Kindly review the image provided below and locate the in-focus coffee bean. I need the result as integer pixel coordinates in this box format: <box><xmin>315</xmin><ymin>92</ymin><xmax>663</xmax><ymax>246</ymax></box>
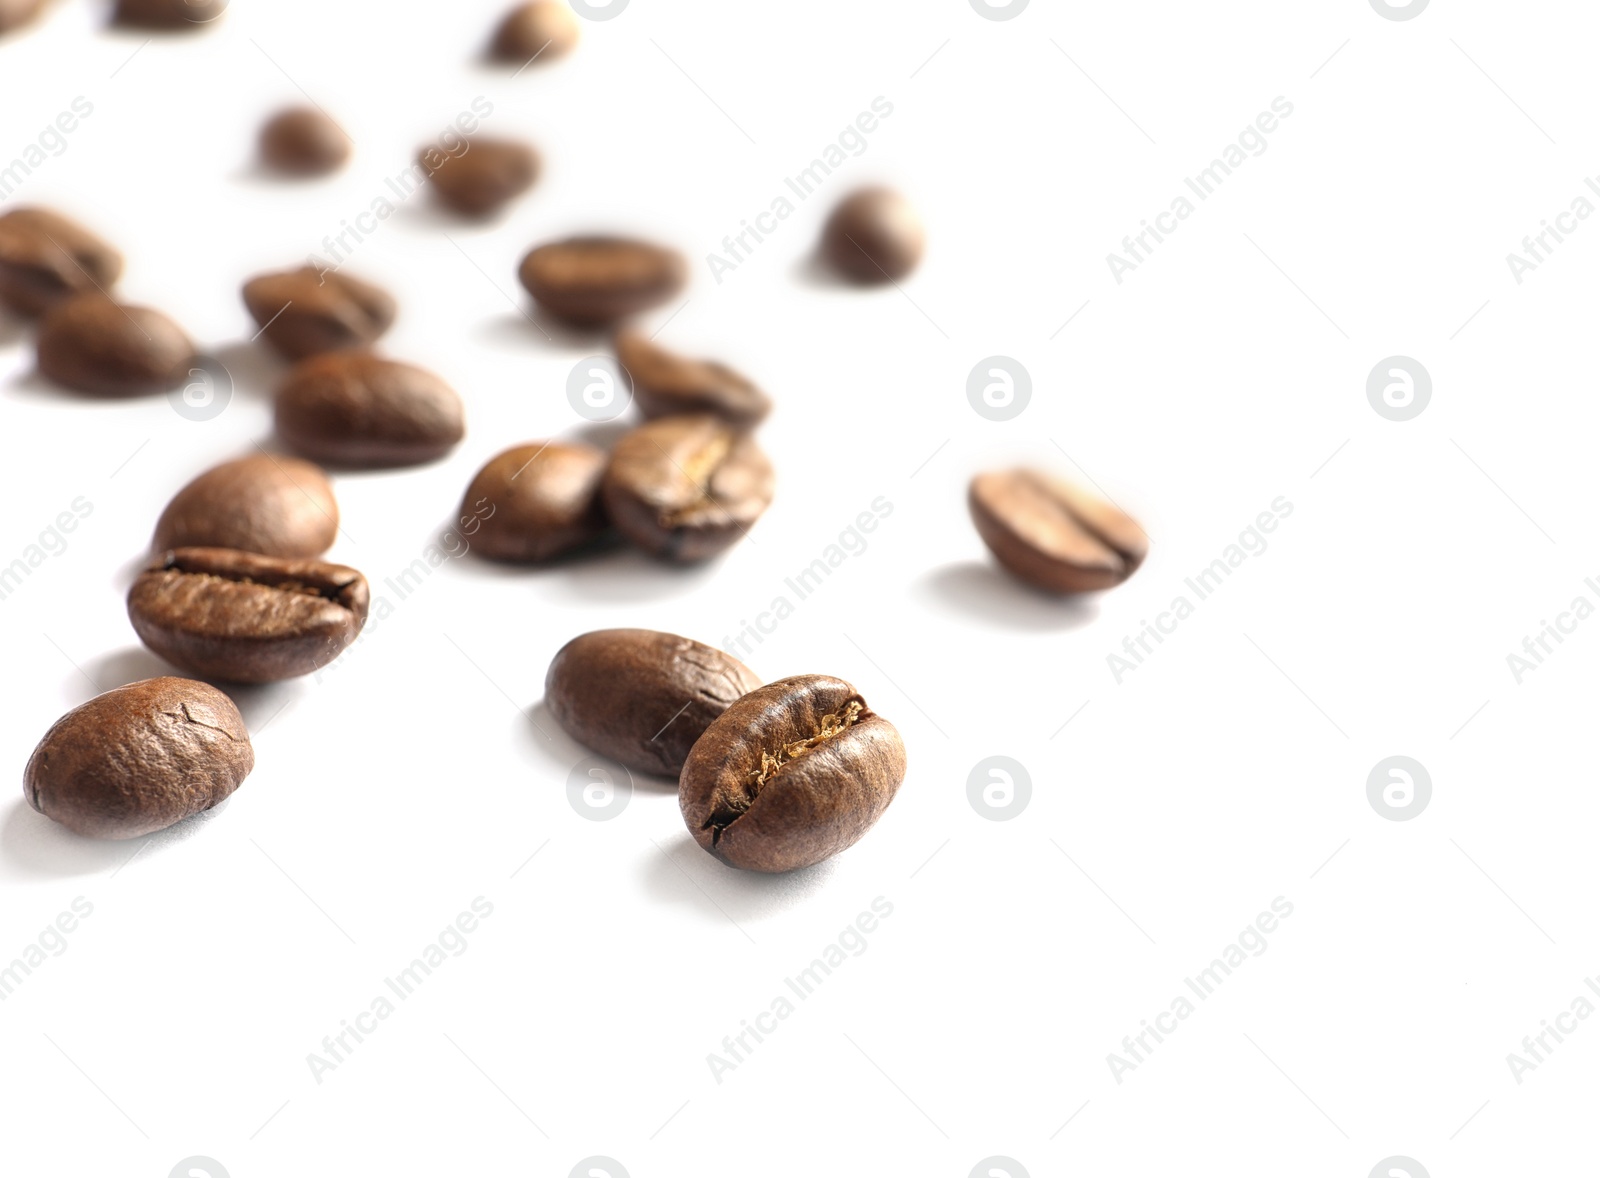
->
<box><xmin>518</xmin><ymin>236</ymin><xmax>687</xmax><ymax>327</ymax></box>
<box><xmin>969</xmin><ymin>468</ymin><xmax>1148</xmax><ymax>593</ymax></box>
<box><xmin>680</xmin><ymin>674</ymin><xmax>906</xmax><ymax>872</ymax></box>
<box><xmin>423</xmin><ymin>137</ymin><xmax>539</xmax><ymax>217</ymax></box>
<box><xmin>614</xmin><ymin>329</ymin><xmax>770</xmax><ymax>427</ymax></box>
<box><xmin>546</xmin><ymin>629</ymin><xmax>764</xmax><ymax>778</ymax></box>
<box><xmin>153</xmin><ymin>454</ymin><xmax>339</xmax><ymax>558</ymax></box>
<box><xmin>129</xmin><ymin>548</ymin><xmax>369</xmax><ymax>683</ymax></box>
<box><xmin>260</xmin><ymin>106</ymin><xmax>350</xmax><ymax>176</ymax></box>
<box><xmin>25</xmin><ymin>677</ymin><xmax>253</xmax><ymax>839</ymax></box>
<box><xmin>36</xmin><ymin>293</ymin><xmax>194</xmax><ymax>396</ymax></box>
<box><xmin>821</xmin><ymin>187</ymin><xmax>924</xmax><ymax>284</ymax></box>
<box><xmin>0</xmin><ymin>207</ymin><xmax>123</xmax><ymax>316</ymax></box>
<box><xmin>602</xmin><ymin>414</ymin><xmax>774</xmax><ymax>561</ymax></box>
<box><xmin>275</xmin><ymin>351</ymin><xmax>464</xmax><ymax>467</ymax></box>
<box><xmin>488</xmin><ymin>0</ymin><xmax>578</xmax><ymax>63</ymax></box>
<box><xmin>112</xmin><ymin>0</ymin><xmax>224</xmax><ymax>27</ymax></box>
<box><xmin>460</xmin><ymin>441</ymin><xmax>607</xmax><ymax>561</ymax></box>
<box><xmin>242</xmin><ymin>266</ymin><xmax>396</xmax><ymax>361</ymax></box>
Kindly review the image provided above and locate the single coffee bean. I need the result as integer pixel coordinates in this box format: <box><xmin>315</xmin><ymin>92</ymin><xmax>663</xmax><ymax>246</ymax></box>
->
<box><xmin>0</xmin><ymin>0</ymin><xmax>51</xmax><ymax>36</ymax></box>
<box><xmin>423</xmin><ymin>137</ymin><xmax>539</xmax><ymax>218</ymax></box>
<box><xmin>24</xmin><ymin>677</ymin><xmax>253</xmax><ymax>839</ymax></box>
<box><xmin>36</xmin><ymin>293</ymin><xmax>194</xmax><ymax>396</ymax></box>
<box><xmin>0</xmin><ymin>207</ymin><xmax>121</xmax><ymax>316</ymax></box>
<box><xmin>242</xmin><ymin>266</ymin><xmax>396</xmax><ymax>361</ymax></box>
<box><xmin>614</xmin><ymin>329</ymin><xmax>770</xmax><ymax>427</ymax></box>
<box><xmin>546</xmin><ymin>629</ymin><xmax>764</xmax><ymax>778</ymax></box>
<box><xmin>153</xmin><ymin>454</ymin><xmax>339</xmax><ymax>558</ymax></box>
<box><xmin>821</xmin><ymin>187</ymin><xmax>924</xmax><ymax>284</ymax></box>
<box><xmin>488</xmin><ymin>0</ymin><xmax>578</xmax><ymax>63</ymax></box>
<box><xmin>969</xmin><ymin>468</ymin><xmax>1148</xmax><ymax>593</ymax></box>
<box><xmin>680</xmin><ymin>675</ymin><xmax>906</xmax><ymax>873</ymax></box>
<box><xmin>129</xmin><ymin>548</ymin><xmax>369</xmax><ymax>683</ymax></box>
<box><xmin>518</xmin><ymin>236</ymin><xmax>688</xmax><ymax>328</ymax></box>
<box><xmin>602</xmin><ymin>414</ymin><xmax>774</xmax><ymax>562</ymax></box>
<box><xmin>112</xmin><ymin>0</ymin><xmax>224</xmax><ymax>27</ymax></box>
<box><xmin>460</xmin><ymin>441</ymin><xmax>607</xmax><ymax>562</ymax></box>
<box><xmin>260</xmin><ymin>106</ymin><xmax>350</xmax><ymax>176</ymax></box>
<box><xmin>275</xmin><ymin>352</ymin><xmax>464</xmax><ymax>467</ymax></box>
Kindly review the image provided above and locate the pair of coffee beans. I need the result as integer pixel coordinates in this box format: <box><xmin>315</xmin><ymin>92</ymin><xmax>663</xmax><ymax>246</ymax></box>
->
<box><xmin>970</xmin><ymin>468</ymin><xmax>1148</xmax><ymax>593</ymax></box>
<box><xmin>546</xmin><ymin>629</ymin><xmax>907</xmax><ymax>873</ymax></box>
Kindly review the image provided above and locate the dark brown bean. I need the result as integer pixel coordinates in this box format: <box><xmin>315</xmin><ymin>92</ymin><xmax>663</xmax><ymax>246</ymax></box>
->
<box><xmin>518</xmin><ymin>236</ymin><xmax>687</xmax><ymax>328</ymax></box>
<box><xmin>259</xmin><ymin>106</ymin><xmax>350</xmax><ymax>176</ymax></box>
<box><xmin>275</xmin><ymin>352</ymin><xmax>464</xmax><ymax>468</ymax></box>
<box><xmin>821</xmin><ymin>187</ymin><xmax>925</xmax><ymax>284</ymax></box>
<box><xmin>680</xmin><ymin>675</ymin><xmax>906</xmax><ymax>873</ymax></box>
<box><xmin>460</xmin><ymin>442</ymin><xmax>607</xmax><ymax>562</ymax></box>
<box><xmin>0</xmin><ymin>207</ymin><xmax>123</xmax><ymax>316</ymax></box>
<box><xmin>24</xmin><ymin>677</ymin><xmax>254</xmax><ymax>839</ymax></box>
<box><xmin>423</xmin><ymin>137</ymin><xmax>539</xmax><ymax>217</ymax></box>
<box><xmin>153</xmin><ymin>454</ymin><xmax>339</xmax><ymax>558</ymax></box>
<box><xmin>0</xmin><ymin>0</ymin><xmax>51</xmax><ymax>36</ymax></box>
<box><xmin>969</xmin><ymin>468</ymin><xmax>1147</xmax><ymax>593</ymax></box>
<box><xmin>614</xmin><ymin>329</ymin><xmax>770</xmax><ymax>427</ymax></box>
<box><xmin>488</xmin><ymin>0</ymin><xmax>578</xmax><ymax>63</ymax></box>
<box><xmin>36</xmin><ymin>293</ymin><xmax>194</xmax><ymax>396</ymax></box>
<box><xmin>242</xmin><ymin>266</ymin><xmax>396</xmax><ymax>361</ymax></box>
<box><xmin>546</xmin><ymin>629</ymin><xmax>764</xmax><ymax>778</ymax></box>
<box><xmin>128</xmin><ymin>548</ymin><xmax>369</xmax><ymax>683</ymax></box>
<box><xmin>112</xmin><ymin>0</ymin><xmax>225</xmax><ymax>27</ymax></box>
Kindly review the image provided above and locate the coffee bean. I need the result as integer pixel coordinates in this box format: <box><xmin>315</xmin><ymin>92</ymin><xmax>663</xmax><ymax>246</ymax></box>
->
<box><xmin>969</xmin><ymin>468</ymin><xmax>1148</xmax><ymax>593</ymax></box>
<box><xmin>275</xmin><ymin>352</ymin><xmax>465</xmax><ymax>467</ymax></box>
<box><xmin>129</xmin><ymin>548</ymin><xmax>369</xmax><ymax>683</ymax></box>
<box><xmin>546</xmin><ymin>629</ymin><xmax>764</xmax><ymax>778</ymax></box>
<box><xmin>460</xmin><ymin>441</ymin><xmax>607</xmax><ymax>561</ymax></box>
<box><xmin>821</xmin><ymin>187</ymin><xmax>924</xmax><ymax>284</ymax></box>
<box><xmin>153</xmin><ymin>454</ymin><xmax>338</xmax><ymax>558</ymax></box>
<box><xmin>243</xmin><ymin>266</ymin><xmax>396</xmax><ymax>361</ymax></box>
<box><xmin>36</xmin><ymin>293</ymin><xmax>194</xmax><ymax>396</ymax></box>
<box><xmin>0</xmin><ymin>207</ymin><xmax>122</xmax><ymax>316</ymax></box>
<box><xmin>260</xmin><ymin>106</ymin><xmax>350</xmax><ymax>176</ymax></box>
<box><xmin>0</xmin><ymin>0</ymin><xmax>50</xmax><ymax>36</ymax></box>
<box><xmin>518</xmin><ymin>236</ymin><xmax>687</xmax><ymax>327</ymax></box>
<box><xmin>24</xmin><ymin>677</ymin><xmax>253</xmax><ymax>839</ymax></box>
<box><xmin>602</xmin><ymin>414</ymin><xmax>774</xmax><ymax>561</ymax></box>
<box><xmin>679</xmin><ymin>674</ymin><xmax>906</xmax><ymax>872</ymax></box>
<box><xmin>614</xmin><ymin>329</ymin><xmax>770</xmax><ymax>427</ymax></box>
<box><xmin>423</xmin><ymin>137</ymin><xmax>539</xmax><ymax>218</ymax></box>
<box><xmin>488</xmin><ymin>0</ymin><xmax>578</xmax><ymax>64</ymax></box>
<box><xmin>112</xmin><ymin>0</ymin><xmax>224</xmax><ymax>27</ymax></box>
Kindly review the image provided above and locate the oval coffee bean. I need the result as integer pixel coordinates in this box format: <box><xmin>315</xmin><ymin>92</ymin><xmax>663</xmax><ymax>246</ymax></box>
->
<box><xmin>24</xmin><ymin>677</ymin><xmax>253</xmax><ymax>839</ymax></box>
<box><xmin>260</xmin><ymin>106</ymin><xmax>350</xmax><ymax>176</ymax></box>
<box><xmin>614</xmin><ymin>329</ymin><xmax>770</xmax><ymax>427</ymax></box>
<box><xmin>424</xmin><ymin>137</ymin><xmax>539</xmax><ymax>217</ymax></box>
<box><xmin>153</xmin><ymin>454</ymin><xmax>338</xmax><ymax>558</ymax></box>
<box><xmin>546</xmin><ymin>629</ymin><xmax>764</xmax><ymax>778</ymax></box>
<box><xmin>242</xmin><ymin>266</ymin><xmax>396</xmax><ymax>361</ymax></box>
<box><xmin>275</xmin><ymin>352</ymin><xmax>464</xmax><ymax>467</ymax></box>
<box><xmin>488</xmin><ymin>0</ymin><xmax>578</xmax><ymax>64</ymax></box>
<box><xmin>112</xmin><ymin>0</ymin><xmax>224</xmax><ymax>27</ymax></box>
<box><xmin>821</xmin><ymin>186</ymin><xmax>924</xmax><ymax>284</ymax></box>
<box><xmin>36</xmin><ymin>293</ymin><xmax>194</xmax><ymax>396</ymax></box>
<box><xmin>0</xmin><ymin>206</ymin><xmax>123</xmax><ymax>316</ymax></box>
<box><xmin>129</xmin><ymin>548</ymin><xmax>369</xmax><ymax>683</ymax></box>
<box><xmin>518</xmin><ymin>236</ymin><xmax>687</xmax><ymax>328</ymax></box>
<box><xmin>460</xmin><ymin>441</ymin><xmax>607</xmax><ymax>562</ymax></box>
<box><xmin>602</xmin><ymin>415</ymin><xmax>774</xmax><ymax>562</ymax></box>
<box><xmin>969</xmin><ymin>468</ymin><xmax>1148</xmax><ymax>593</ymax></box>
<box><xmin>680</xmin><ymin>675</ymin><xmax>906</xmax><ymax>873</ymax></box>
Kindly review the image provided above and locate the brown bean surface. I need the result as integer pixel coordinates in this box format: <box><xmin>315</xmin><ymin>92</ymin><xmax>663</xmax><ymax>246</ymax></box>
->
<box><xmin>275</xmin><ymin>351</ymin><xmax>464</xmax><ymax>467</ymax></box>
<box><xmin>518</xmin><ymin>236</ymin><xmax>687</xmax><ymax>327</ymax></box>
<box><xmin>153</xmin><ymin>454</ymin><xmax>339</xmax><ymax>557</ymax></box>
<box><xmin>0</xmin><ymin>206</ymin><xmax>122</xmax><ymax>316</ymax></box>
<box><xmin>36</xmin><ymin>293</ymin><xmax>193</xmax><ymax>396</ymax></box>
<box><xmin>615</xmin><ymin>329</ymin><xmax>770</xmax><ymax>427</ymax></box>
<box><xmin>969</xmin><ymin>468</ymin><xmax>1147</xmax><ymax>593</ymax></box>
<box><xmin>242</xmin><ymin>267</ymin><xmax>396</xmax><ymax>361</ymax></box>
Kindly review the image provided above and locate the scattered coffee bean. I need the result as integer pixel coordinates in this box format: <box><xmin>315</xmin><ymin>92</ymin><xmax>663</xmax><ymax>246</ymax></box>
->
<box><xmin>680</xmin><ymin>674</ymin><xmax>906</xmax><ymax>873</ymax></box>
<box><xmin>602</xmin><ymin>414</ymin><xmax>774</xmax><ymax>561</ymax></box>
<box><xmin>460</xmin><ymin>441</ymin><xmax>607</xmax><ymax>561</ymax></box>
<box><xmin>546</xmin><ymin>629</ymin><xmax>764</xmax><ymax>778</ymax></box>
<box><xmin>242</xmin><ymin>266</ymin><xmax>396</xmax><ymax>361</ymax></box>
<box><xmin>129</xmin><ymin>548</ymin><xmax>369</xmax><ymax>683</ymax></box>
<box><xmin>821</xmin><ymin>187</ymin><xmax>924</xmax><ymax>283</ymax></box>
<box><xmin>614</xmin><ymin>329</ymin><xmax>770</xmax><ymax>427</ymax></box>
<box><xmin>969</xmin><ymin>468</ymin><xmax>1147</xmax><ymax>593</ymax></box>
<box><xmin>488</xmin><ymin>0</ymin><xmax>578</xmax><ymax>64</ymax></box>
<box><xmin>275</xmin><ymin>352</ymin><xmax>464</xmax><ymax>467</ymax></box>
<box><xmin>259</xmin><ymin>106</ymin><xmax>350</xmax><ymax>176</ymax></box>
<box><xmin>112</xmin><ymin>0</ymin><xmax>224</xmax><ymax>27</ymax></box>
<box><xmin>153</xmin><ymin>454</ymin><xmax>338</xmax><ymax>558</ymax></box>
<box><xmin>0</xmin><ymin>207</ymin><xmax>123</xmax><ymax>317</ymax></box>
<box><xmin>423</xmin><ymin>136</ymin><xmax>539</xmax><ymax>217</ymax></box>
<box><xmin>0</xmin><ymin>0</ymin><xmax>50</xmax><ymax>36</ymax></box>
<box><xmin>36</xmin><ymin>293</ymin><xmax>194</xmax><ymax>396</ymax></box>
<box><xmin>518</xmin><ymin>236</ymin><xmax>688</xmax><ymax>327</ymax></box>
<box><xmin>24</xmin><ymin>677</ymin><xmax>254</xmax><ymax>839</ymax></box>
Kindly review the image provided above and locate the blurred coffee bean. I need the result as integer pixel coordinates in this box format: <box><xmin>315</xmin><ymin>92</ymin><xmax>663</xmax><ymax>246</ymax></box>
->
<box><xmin>243</xmin><ymin>266</ymin><xmax>396</xmax><ymax>361</ymax></box>
<box><xmin>969</xmin><ymin>468</ymin><xmax>1147</xmax><ymax>593</ymax></box>
<box><xmin>36</xmin><ymin>293</ymin><xmax>193</xmax><ymax>396</ymax></box>
<box><xmin>0</xmin><ymin>207</ymin><xmax>123</xmax><ymax>317</ymax></box>
<box><xmin>259</xmin><ymin>106</ymin><xmax>349</xmax><ymax>177</ymax></box>
<box><xmin>424</xmin><ymin>137</ymin><xmax>539</xmax><ymax>217</ymax></box>
<box><xmin>0</xmin><ymin>0</ymin><xmax>50</xmax><ymax>36</ymax></box>
<box><xmin>154</xmin><ymin>454</ymin><xmax>339</xmax><ymax>558</ymax></box>
<box><xmin>614</xmin><ymin>329</ymin><xmax>770</xmax><ymax>427</ymax></box>
<box><xmin>518</xmin><ymin>236</ymin><xmax>687</xmax><ymax>328</ymax></box>
<box><xmin>275</xmin><ymin>352</ymin><xmax>464</xmax><ymax>467</ymax></box>
<box><xmin>821</xmin><ymin>187</ymin><xmax>924</xmax><ymax>283</ymax></box>
<box><xmin>112</xmin><ymin>0</ymin><xmax>225</xmax><ymax>28</ymax></box>
<box><xmin>460</xmin><ymin>441</ymin><xmax>608</xmax><ymax>561</ymax></box>
<box><xmin>488</xmin><ymin>0</ymin><xmax>578</xmax><ymax>63</ymax></box>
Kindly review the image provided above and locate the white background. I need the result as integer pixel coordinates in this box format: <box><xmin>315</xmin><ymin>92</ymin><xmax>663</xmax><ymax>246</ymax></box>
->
<box><xmin>1</xmin><ymin>0</ymin><xmax>1596</xmax><ymax>1175</ymax></box>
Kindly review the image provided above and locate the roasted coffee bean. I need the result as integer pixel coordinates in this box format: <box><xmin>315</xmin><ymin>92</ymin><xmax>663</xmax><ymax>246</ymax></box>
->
<box><xmin>36</xmin><ymin>293</ymin><xmax>194</xmax><ymax>396</ymax></box>
<box><xmin>260</xmin><ymin>106</ymin><xmax>350</xmax><ymax>176</ymax></box>
<box><xmin>0</xmin><ymin>0</ymin><xmax>51</xmax><ymax>36</ymax></box>
<box><xmin>112</xmin><ymin>0</ymin><xmax>225</xmax><ymax>27</ymax></box>
<box><xmin>969</xmin><ymin>468</ymin><xmax>1147</xmax><ymax>593</ymax></box>
<box><xmin>242</xmin><ymin>266</ymin><xmax>396</xmax><ymax>361</ymax></box>
<box><xmin>424</xmin><ymin>137</ymin><xmax>539</xmax><ymax>217</ymax></box>
<box><xmin>460</xmin><ymin>442</ymin><xmax>607</xmax><ymax>562</ymax></box>
<box><xmin>821</xmin><ymin>187</ymin><xmax>924</xmax><ymax>284</ymax></box>
<box><xmin>275</xmin><ymin>352</ymin><xmax>464</xmax><ymax>467</ymax></box>
<box><xmin>153</xmin><ymin>454</ymin><xmax>339</xmax><ymax>558</ymax></box>
<box><xmin>24</xmin><ymin>677</ymin><xmax>253</xmax><ymax>839</ymax></box>
<box><xmin>602</xmin><ymin>415</ymin><xmax>773</xmax><ymax>562</ymax></box>
<box><xmin>129</xmin><ymin>548</ymin><xmax>369</xmax><ymax>683</ymax></box>
<box><xmin>614</xmin><ymin>329</ymin><xmax>770</xmax><ymax>427</ymax></box>
<box><xmin>546</xmin><ymin>629</ymin><xmax>764</xmax><ymax>778</ymax></box>
<box><xmin>680</xmin><ymin>675</ymin><xmax>906</xmax><ymax>873</ymax></box>
<box><xmin>518</xmin><ymin>236</ymin><xmax>687</xmax><ymax>328</ymax></box>
<box><xmin>488</xmin><ymin>0</ymin><xmax>578</xmax><ymax>63</ymax></box>
<box><xmin>0</xmin><ymin>207</ymin><xmax>122</xmax><ymax>316</ymax></box>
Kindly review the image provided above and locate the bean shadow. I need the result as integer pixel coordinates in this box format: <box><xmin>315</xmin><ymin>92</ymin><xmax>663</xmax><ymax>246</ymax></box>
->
<box><xmin>0</xmin><ymin>312</ymin><xmax>30</xmax><ymax>348</ymax></box>
<box><xmin>640</xmin><ymin>830</ymin><xmax>840</xmax><ymax>925</ymax></box>
<box><xmin>791</xmin><ymin>249</ymin><xmax>863</xmax><ymax>291</ymax></box>
<box><xmin>0</xmin><ymin>794</ymin><xmax>234</xmax><ymax>881</ymax></box>
<box><xmin>548</xmin><ymin>546</ymin><xmax>717</xmax><ymax>603</ymax></box>
<box><xmin>917</xmin><ymin>560</ymin><xmax>1101</xmax><ymax>632</ymax></box>
<box><xmin>84</xmin><ymin>646</ymin><xmax>174</xmax><ymax>696</ymax></box>
<box><xmin>210</xmin><ymin>340</ymin><xmax>285</xmax><ymax>403</ymax></box>
<box><xmin>479</xmin><ymin>310</ymin><xmax>610</xmax><ymax>354</ymax></box>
